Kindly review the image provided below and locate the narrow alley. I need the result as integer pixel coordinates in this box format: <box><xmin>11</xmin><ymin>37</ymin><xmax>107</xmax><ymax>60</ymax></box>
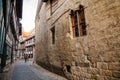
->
<box><xmin>11</xmin><ymin>60</ymin><xmax>67</xmax><ymax>80</ymax></box>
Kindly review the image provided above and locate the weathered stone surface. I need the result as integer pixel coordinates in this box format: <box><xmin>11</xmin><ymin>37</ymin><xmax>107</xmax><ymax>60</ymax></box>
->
<box><xmin>112</xmin><ymin>71</ymin><xmax>120</xmax><ymax>78</ymax></box>
<box><xmin>97</xmin><ymin>62</ymin><xmax>108</xmax><ymax>70</ymax></box>
<box><xmin>88</xmin><ymin>68</ymin><xmax>99</xmax><ymax>75</ymax></box>
<box><xmin>108</xmin><ymin>62</ymin><xmax>120</xmax><ymax>70</ymax></box>
<box><xmin>99</xmin><ymin>69</ymin><xmax>112</xmax><ymax>76</ymax></box>
<box><xmin>35</xmin><ymin>0</ymin><xmax>120</xmax><ymax>80</ymax></box>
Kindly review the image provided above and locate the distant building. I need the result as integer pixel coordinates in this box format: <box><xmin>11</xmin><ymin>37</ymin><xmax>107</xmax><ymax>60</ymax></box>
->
<box><xmin>25</xmin><ymin>29</ymin><xmax>35</xmax><ymax>58</ymax></box>
<box><xmin>18</xmin><ymin>37</ymin><xmax>25</xmax><ymax>59</ymax></box>
<box><xmin>18</xmin><ymin>29</ymin><xmax>35</xmax><ymax>59</ymax></box>
<box><xmin>35</xmin><ymin>0</ymin><xmax>120</xmax><ymax>80</ymax></box>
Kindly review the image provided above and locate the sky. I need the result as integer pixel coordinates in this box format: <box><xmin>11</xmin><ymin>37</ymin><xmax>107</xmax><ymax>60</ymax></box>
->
<box><xmin>21</xmin><ymin>0</ymin><xmax>38</xmax><ymax>32</ymax></box>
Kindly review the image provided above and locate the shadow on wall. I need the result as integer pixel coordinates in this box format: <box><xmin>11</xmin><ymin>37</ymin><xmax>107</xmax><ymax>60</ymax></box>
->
<box><xmin>36</xmin><ymin>61</ymin><xmax>68</xmax><ymax>78</ymax></box>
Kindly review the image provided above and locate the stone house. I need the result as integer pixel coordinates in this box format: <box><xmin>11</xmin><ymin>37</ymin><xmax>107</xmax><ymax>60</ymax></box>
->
<box><xmin>35</xmin><ymin>0</ymin><xmax>120</xmax><ymax>80</ymax></box>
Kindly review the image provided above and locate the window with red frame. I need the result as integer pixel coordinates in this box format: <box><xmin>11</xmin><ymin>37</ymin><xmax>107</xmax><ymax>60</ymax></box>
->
<box><xmin>70</xmin><ymin>5</ymin><xmax>86</xmax><ymax>37</ymax></box>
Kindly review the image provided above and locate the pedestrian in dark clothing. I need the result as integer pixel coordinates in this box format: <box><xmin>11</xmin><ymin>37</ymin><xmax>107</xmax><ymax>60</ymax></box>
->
<box><xmin>24</xmin><ymin>54</ymin><xmax>27</xmax><ymax>62</ymax></box>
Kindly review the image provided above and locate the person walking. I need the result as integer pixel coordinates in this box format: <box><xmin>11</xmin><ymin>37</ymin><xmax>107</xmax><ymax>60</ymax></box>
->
<box><xmin>24</xmin><ymin>54</ymin><xmax>27</xmax><ymax>62</ymax></box>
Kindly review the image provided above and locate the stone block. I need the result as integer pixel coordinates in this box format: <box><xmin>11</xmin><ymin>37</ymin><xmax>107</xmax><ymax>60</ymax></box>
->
<box><xmin>88</xmin><ymin>68</ymin><xmax>99</xmax><ymax>75</ymax></box>
<box><xmin>75</xmin><ymin>62</ymin><xmax>90</xmax><ymax>67</ymax></box>
<box><xmin>79</xmin><ymin>67</ymin><xmax>87</xmax><ymax>73</ymax></box>
<box><xmin>97</xmin><ymin>62</ymin><xmax>108</xmax><ymax>70</ymax></box>
<box><xmin>96</xmin><ymin>75</ymin><xmax>105</xmax><ymax>80</ymax></box>
<box><xmin>112</xmin><ymin>71</ymin><xmax>120</xmax><ymax>78</ymax></box>
<box><xmin>91</xmin><ymin>75</ymin><xmax>98</xmax><ymax>80</ymax></box>
<box><xmin>99</xmin><ymin>69</ymin><xmax>112</xmax><ymax>76</ymax></box>
<box><xmin>108</xmin><ymin>62</ymin><xmax>120</xmax><ymax>70</ymax></box>
<box><xmin>111</xmin><ymin>77</ymin><xmax>120</xmax><ymax>80</ymax></box>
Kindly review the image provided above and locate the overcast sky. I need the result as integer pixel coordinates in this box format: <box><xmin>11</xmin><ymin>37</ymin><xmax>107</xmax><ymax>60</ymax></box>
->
<box><xmin>21</xmin><ymin>0</ymin><xmax>38</xmax><ymax>32</ymax></box>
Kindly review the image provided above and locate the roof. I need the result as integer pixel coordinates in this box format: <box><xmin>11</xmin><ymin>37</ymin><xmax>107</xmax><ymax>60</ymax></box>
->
<box><xmin>25</xmin><ymin>28</ymin><xmax>35</xmax><ymax>41</ymax></box>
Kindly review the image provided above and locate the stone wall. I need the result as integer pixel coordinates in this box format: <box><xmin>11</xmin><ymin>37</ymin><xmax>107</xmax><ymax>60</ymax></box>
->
<box><xmin>35</xmin><ymin>0</ymin><xmax>120</xmax><ymax>80</ymax></box>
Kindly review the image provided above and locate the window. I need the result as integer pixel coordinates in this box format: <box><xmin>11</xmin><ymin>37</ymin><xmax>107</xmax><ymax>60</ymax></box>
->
<box><xmin>50</xmin><ymin>0</ymin><xmax>58</xmax><ymax>15</ymax></box>
<box><xmin>70</xmin><ymin>5</ymin><xmax>86</xmax><ymax>37</ymax></box>
<box><xmin>50</xmin><ymin>26</ymin><xmax>55</xmax><ymax>44</ymax></box>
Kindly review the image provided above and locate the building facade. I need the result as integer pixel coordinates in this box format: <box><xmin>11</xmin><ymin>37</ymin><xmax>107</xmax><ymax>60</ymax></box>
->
<box><xmin>25</xmin><ymin>33</ymin><xmax>35</xmax><ymax>59</ymax></box>
<box><xmin>18</xmin><ymin>29</ymin><xmax>35</xmax><ymax>59</ymax></box>
<box><xmin>0</xmin><ymin>0</ymin><xmax>23</xmax><ymax>72</ymax></box>
<box><xmin>18</xmin><ymin>38</ymin><xmax>25</xmax><ymax>59</ymax></box>
<box><xmin>35</xmin><ymin>0</ymin><xmax>120</xmax><ymax>80</ymax></box>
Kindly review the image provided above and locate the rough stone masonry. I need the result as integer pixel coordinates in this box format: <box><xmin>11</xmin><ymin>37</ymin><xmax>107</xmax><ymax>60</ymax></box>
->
<box><xmin>35</xmin><ymin>0</ymin><xmax>120</xmax><ymax>80</ymax></box>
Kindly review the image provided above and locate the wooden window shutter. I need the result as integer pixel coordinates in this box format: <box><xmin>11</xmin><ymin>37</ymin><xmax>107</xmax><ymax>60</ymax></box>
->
<box><xmin>79</xmin><ymin>5</ymin><xmax>86</xmax><ymax>36</ymax></box>
<box><xmin>70</xmin><ymin>10</ymin><xmax>75</xmax><ymax>37</ymax></box>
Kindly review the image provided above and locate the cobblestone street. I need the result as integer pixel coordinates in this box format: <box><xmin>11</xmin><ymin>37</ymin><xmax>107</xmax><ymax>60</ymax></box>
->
<box><xmin>10</xmin><ymin>60</ymin><xmax>67</xmax><ymax>80</ymax></box>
